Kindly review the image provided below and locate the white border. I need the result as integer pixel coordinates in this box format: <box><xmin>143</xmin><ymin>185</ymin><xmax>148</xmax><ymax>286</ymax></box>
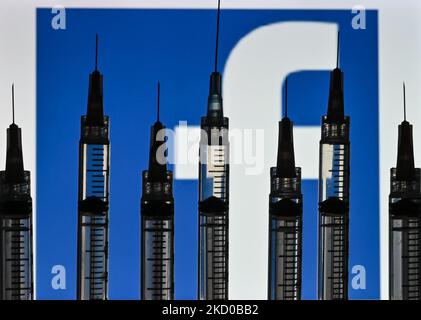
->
<box><xmin>2</xmin><ymin>0</ymin><xmax>420</xmax><ymax>299</ymax></box>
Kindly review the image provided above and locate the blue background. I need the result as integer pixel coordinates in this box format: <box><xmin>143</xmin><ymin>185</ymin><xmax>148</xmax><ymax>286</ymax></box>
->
<box><xmin>36</xmin><ymin>9</ymin><xmax>379</xmax><ymax>299</ymax></box>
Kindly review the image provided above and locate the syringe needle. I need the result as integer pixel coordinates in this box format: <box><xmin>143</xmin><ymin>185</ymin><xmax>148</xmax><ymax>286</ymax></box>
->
<box><xmin>336</xmin><ymin>30</ymin><xmax>340</xmax><ymax>68</ymax></box>
<box><xmin>11</xmin><ymin>83</ymin><xmax>15</xmax><ymax>124</ymax></box>
<box><xmin>284</xmin><ymin>77</ymin><xmax>288</xmax><ymax>118</ymax></box>
<box><xmin>269</xmin><ymin>78</ymin><xmax>302</xmax><ymax>300</ymax></box>
<box><xmin>157</xmin><ymin>81</ymin><xmax>160</xmax><ymax>122</ymax></box>
<box><xmin>77</xmin><ymin>34</ymin><xmax>109</xmax><ymax>300</ymax></box>
<box><xmin>389</xmin><ymin>85</ymin><xmax>421</xmax><ymax>300</ymax></box>
<box><xmin>95</xmin><ymin>33</ymin><xmax>99</xmax><ymax>71</ymax></box>
<box><xmin>0</xmin><ymin>85</ymin><xmax>33</xmax><ymax>300</ymax></box>
<box><xmin>318</xmin><ymin>35</ymin><xmax>350</xmax><ymax>300</ymax></box>
<box><xmin>198</xmin><ymin>0</ymin><xmax>229</xmax><ymax>300</ymax></box>
<box><xmin>403</xmin><ymin>82</ymin><xmax>406</xmax><ymax>121</ymax></box>
<box><xmin>141</xmin><ymin>83</ymin><xmax>174</xmax><ymax>300</ymax></box>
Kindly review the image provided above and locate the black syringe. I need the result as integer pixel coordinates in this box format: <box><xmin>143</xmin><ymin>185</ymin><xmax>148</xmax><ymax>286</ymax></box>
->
<box><xmin>198</xmin><ymin>0</ymin><xmax>230</xmax><ymax>300</ymax></box>
<box><xmin>0</xmin><ymin>84</ymin><xmax>33</xmax><ymax>300</ymax></box>
<box><xmin>141</xmin><ymin>82</ymin><xmax>175</xmax><ymax>300</ymax></box>
<box><xmin>389</xmin><ymin>83</ymin><xmax>421</xmax><ymax>300</ymax></box>
<box><xmin>77</xmin><ymin>35</ymin><xmax>110</xmax><ymax>300</ymax></box>
<box><xmin>318</xmin><ymin>32</ymin><xmax>350</xmax><ymax>300</ymax></box>
<box><xmin>268</xmin><ymin>78</ymin><xmax>303</xmax><ymax>300</ymax></box>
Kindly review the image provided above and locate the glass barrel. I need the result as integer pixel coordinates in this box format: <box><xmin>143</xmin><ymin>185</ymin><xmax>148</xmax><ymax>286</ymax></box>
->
<box><xmin>198</xmin><ymin>124</ymin><xmax>229</xmax><ymax>300</ymax></box>
<box><xmin>0</xmin><ymin>171</ymin><xmax>33</xmax><ymax>300</ymax></box>
<box><xmin>141</xmin><ymin>171</ymin><xmax>174</xmax><ymax>300</ymax></box>
<box><xmin>268</xmin><ymin>167</ymin><xmax>302</xmax><ymax>300</ymax></box>
<box><xmin>318</xmin><ymin>119</ymin><xmax>350</xmax><ymax>300</ymax></box>
<box><xmin>389</xmin><ymin>168</ymin><xmax>421</xmax><ymax>300</ymax></box>
<box><xmin>77</xmin><ymin>116</ymin><xmax>110</xmax><ymax>300</ymax></box>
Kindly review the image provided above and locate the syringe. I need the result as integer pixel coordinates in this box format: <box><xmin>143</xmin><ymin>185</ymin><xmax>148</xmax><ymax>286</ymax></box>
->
<box><xmin>268</xmin><ymin>78</ymin><xmax>303</xmax><ymax>300</ymax></box>
<box><xmin>389</xmin><ymin>83</ymin><xmax>421</xmax><ymax>300</ymax></box>
<box><xmin>198</xmin><ymin>0</ymin><xmax>230</xmax><ymax>300</ymax></box>
<box><xmin>141</xmin><ymin>82</ymin><xmax>174</xmax><ymax>300</ymax></box>
<box><xmin>77</xmin><ymin>35</ymin><xmax>110</xmax><ymax>300</ymax></box>
<box><xmin>0</xmin><ymin>84</ymin><xmax>33</xmax><ymax>300</ymax></box>
<box><xmin>318</xmin><ymin>32</ymin><xmax>350</xmax><ymax>300</ymax></box>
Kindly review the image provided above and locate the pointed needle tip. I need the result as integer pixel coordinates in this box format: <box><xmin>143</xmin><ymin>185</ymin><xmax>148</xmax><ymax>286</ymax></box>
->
<box><xmin>403</xmin><ymin>81</ymin><xmax>407</xmax><ymax>121</ymax></box>
<box><xmin>157</xmin><ymin>81</ymin><xmax>161</xmax><ymax>122</ymax></box>
<box><xmin>284</xmin><ymin>77</ymin><xmax>288</xmax><ymax>118</ymax></box>
<box><xmin>214</xmin><ymin>0</ymin><xmax>221</xmax><ymax>72</ymax></box>
<box><xmin>336</xmin><ymin>30</ymin><xmax>340</xmax><ymax>68</ymax></box>
<box><xmin>95</xmin><ymin>34</ymin><xmax>99</xmax><ymax>71</ymax></box>
<box><xmin>11</xmin><ymin>83</ymin><xmax>15</xmax><ymax>124</ymax></box>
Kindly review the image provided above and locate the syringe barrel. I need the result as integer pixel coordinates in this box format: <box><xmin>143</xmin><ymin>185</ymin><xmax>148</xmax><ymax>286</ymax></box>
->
<box><xmin>198</xmin><ymin>119</ymin><xmax>229</xmax><ymax>300</ymax></box>
<box><xmin>389</xmin><ymin>168</ymin><xmax>421</xmax><ymax>300</ymax></box>
<box><xmin>268</xmin><ymin>167</ymin><xmax>302</xmax><ymax>300</ymax></box>
<box><xmin>0</xmin><ymin>171</ymin><xmax>33</xmax><ymax>300</ymax></box>
<box><xmin>77</xmin><ymin>116</ymin><xmax>110</xmax><ymax>300</ymax></box>
<box><xmin>141</xmin><ymin>170</ymin><xmax>174</xmax><ymax>300</ymax></box>
<box><xmin>318</xmin><ymin>117</ymin><xmax>350</xmax><ymax>300</ymax></box>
